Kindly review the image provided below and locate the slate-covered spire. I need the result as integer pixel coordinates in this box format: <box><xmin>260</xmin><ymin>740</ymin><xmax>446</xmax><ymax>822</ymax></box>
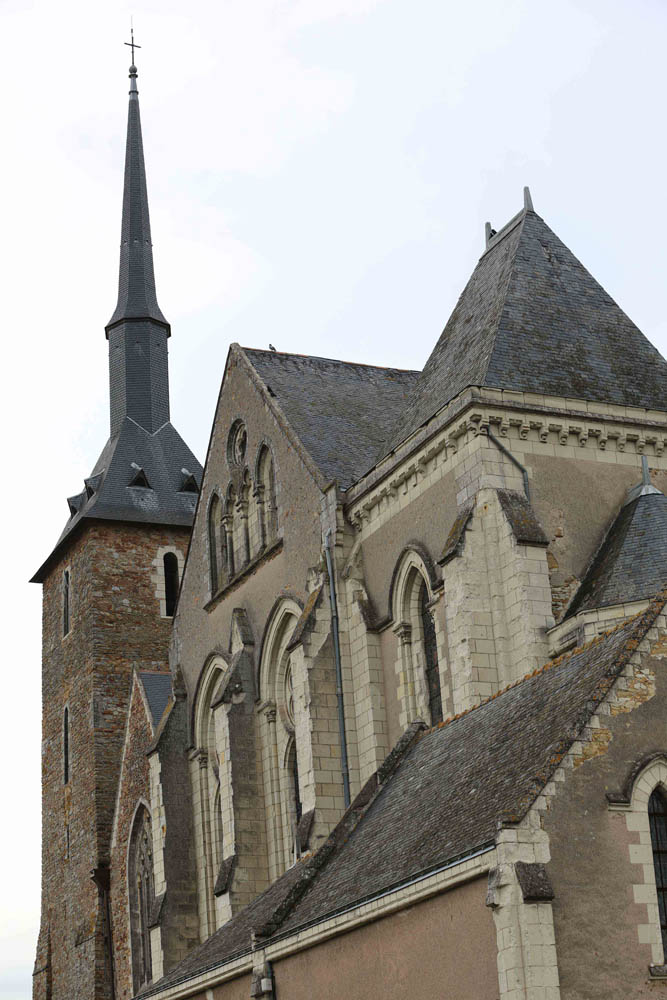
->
<box><xmin>107</xmin><ymin>62</ymin><xmax>168</xmax><ymax>333</ymax></box>
<box><xmin>105</xmin><ymin>60</ymin><xmax>171</xmax><ymax>437</ymax></box>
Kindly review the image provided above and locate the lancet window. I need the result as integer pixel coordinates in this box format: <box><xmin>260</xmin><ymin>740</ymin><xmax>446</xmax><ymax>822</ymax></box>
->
<box><xmin>256</xmin><ymin>445</ymin><xmax>278</xmax><ymax>548</ymax></box>
<box><xmin>393</xmin><ymin>552</ymin><xmax>445</xmax><ymax>727</ymax></box>
<box><xmin>649</xmin><ymin>787</ymin><xmax>667</xmax><ymax>957</ymax></box>
<box><xmin>192</xmin><ymin>657</ymin><xmax>227</xmax><ymax>938</ymax></box>
<box><xmin>129</xmin><ymin>805</ymin><xmax>154</xmax><ymax>993</ymax></box>
<box><xmin>259</xmin><ymin>602</ymin><xmax>304</xmax><ymax>879</ymax></box>
<box><xmin>63</xmin><ymin>569</ymin><xmax>71</xmax><ymax>636</ymax></box>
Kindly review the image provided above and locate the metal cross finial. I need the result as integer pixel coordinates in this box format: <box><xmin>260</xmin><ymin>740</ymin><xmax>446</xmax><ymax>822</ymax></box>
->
<box><xmin>125</xmin><ymin>24</ymin><xmax>141</xmax><ymax>65</ymax></box>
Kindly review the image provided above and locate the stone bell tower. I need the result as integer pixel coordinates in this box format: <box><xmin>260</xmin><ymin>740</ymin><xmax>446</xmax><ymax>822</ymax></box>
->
<box><xmin>31</xmin><ymin>53</ymin><xmax>202</xmax><ymax>999</ymax></box>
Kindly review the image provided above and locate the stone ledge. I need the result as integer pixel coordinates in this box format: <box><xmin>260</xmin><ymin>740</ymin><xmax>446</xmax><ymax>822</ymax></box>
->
<box><xmin>204</xmin><ymin>538</ymin><xmax>283</xmax><ymax>611</ymax></box>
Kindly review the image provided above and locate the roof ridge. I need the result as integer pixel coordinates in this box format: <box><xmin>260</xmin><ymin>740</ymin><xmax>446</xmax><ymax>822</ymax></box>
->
<box><xmin>241</xmin><ymin>346</ymin><xmax>418</xmax><ymax>375</ymax></box>
<box><xmin>422</xmin><ymin>588</ymin><xmax>667</xmax><ymax>740</ymax></box>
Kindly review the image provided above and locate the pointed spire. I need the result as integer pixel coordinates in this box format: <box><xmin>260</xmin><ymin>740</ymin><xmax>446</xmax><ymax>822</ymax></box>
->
<box><xmin>106</xmin><ymin>58</ymin><xmax>168</xmax><ymax>334</ymax></box>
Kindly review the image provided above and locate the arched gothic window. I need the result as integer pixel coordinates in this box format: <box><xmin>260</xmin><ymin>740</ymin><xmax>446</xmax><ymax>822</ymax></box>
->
<box><xmin>163</xmin><ymin>553</ymin><xmax>179</xmax><ymax>617</ymax></box>
<box><xmin>128</xmin><ymin>806</ymin><xmax>154</xmax><ymax>993</ymax></box>
<box><xmin>63</xmin><ymin>570</ymin><xmax>71</xmax><ymax>636</ymax></box>
<box><xmin>208</xmin><ymin>494</ymin><xmax>223</xmax><ymax>594</ymax></box>
<box><xmin>63</xmin><ymin>708</ymin><xmax>70</xmax><ymax>785</ymax></box>
<box><xmin>256</xmin><ymin>446</ymin><xmax>278</xmax><ymax>548</ymax></box>
<box><xmin>649</xmin><ymin>788</ymin><xmax>667</xmax><ymax>956</ymax></box>
<box><xmin>419</xmin><ymin>580</ymin><xmax>443</xmax><ymax>725</ymax></box>
<box><xmin>259</xmin><ymin>603</ymin><xmax>303</xmax><ymax>879</ymax></box>
<box><xmin>192</xmin><ymin>657</ymin><xmax>227</xmax><ymax>938</ymax></box>
<box><xmin>225</xmin><ymin>485</ymin><xmax>237</xmax><ymax>578</ymax></box>
<box><xmin>393</xmin><ymin>554</ymin><xmax>444</xmax><ymax>727</ymax></box>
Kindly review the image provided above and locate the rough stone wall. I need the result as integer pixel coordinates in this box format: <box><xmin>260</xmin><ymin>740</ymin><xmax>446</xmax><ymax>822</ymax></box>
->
<box><xmin>108</xmin><ymin>677</ymin><xmax>154</xmax><ymax>1000</ymax></box>
<box><xmin>34</xmin><ymin>520</ymin><xmax>190</xmax><ymax>1000</ymax></box>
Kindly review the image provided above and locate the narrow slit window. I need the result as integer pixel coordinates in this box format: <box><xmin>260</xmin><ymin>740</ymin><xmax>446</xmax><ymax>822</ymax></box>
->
<box><xmin>63</xmin><ymin>707</ymin><xmax>70</xmax><ymax>784</ymax></box>
<box><xmin>163</xmin><ymin>553</ymin><xmax>179</xmax><ymax>617</ymax></box>
<box><xmin>649</xmin><ymin>788</ymin><xmax>667</xmax><ymax>958</ymax></box>
<box><xmin>63</xmin><ymin>570</ymin><xmax>71</xmax><ymax>636</ymax></box>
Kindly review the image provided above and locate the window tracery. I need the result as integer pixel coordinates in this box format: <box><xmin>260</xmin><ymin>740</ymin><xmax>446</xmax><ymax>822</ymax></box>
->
<box><xmin>649</xmin><ymin>788</ymin><xmax>667</xmax><ymax>958</ymax></box>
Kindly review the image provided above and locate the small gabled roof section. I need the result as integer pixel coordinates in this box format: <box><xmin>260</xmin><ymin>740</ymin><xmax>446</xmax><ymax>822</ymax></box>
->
<box><xmin>137</xmin><ymin>671</ymin><xmax>173</xmax><ymax>729</ymax></box>
<box><xmin>241</xmin><ymin>347</ymin><xmax>419</xmax><ymax>490</ymax></box>
<box><xmin>386</xmin><ymin>190</ymin><xmax>667</xmax><ymax>454</ymax></box>
<box><xmin>128</xmin><ymin>463</ymin><xmax>151</xmax><ymax>489</ymax></box>
<box><xmin>565</xmin><ymin>473</ymin><xmax>667</xmax><ymax>618</ymax></box>
<box><xmin>179</xmin><ymin>468</ymin><xmax>199</xmax><ymax>494</ymax></box>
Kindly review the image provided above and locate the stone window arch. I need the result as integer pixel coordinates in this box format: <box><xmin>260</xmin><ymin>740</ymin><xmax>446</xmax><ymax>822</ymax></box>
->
<box><xmin>192</xmin><ymin>655</ymin><xmax>228</xmax><ymax>938</ymax></box>
<box><xmin>255</xmin><ymin>444</ymin><xmax>278</xmax><ymax>549</ymax></box>
<box><xmin>391</xmin><ymin>549</ymin><xmax>445</xmax><ymax>728</ymax></box>
<box><xmin>258</xmin><ymin>600</ymin><xmax>303</xmax><ymax>879</ymax></box>
<box><xmin>128</xmin><ymin>804</ymin><xmax>154</xmax><ymax>993</ymax></box>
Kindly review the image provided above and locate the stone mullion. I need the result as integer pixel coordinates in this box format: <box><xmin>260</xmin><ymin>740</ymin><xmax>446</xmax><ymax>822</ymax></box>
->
<box><xmin>254</xmin><ymin>485</ymin><xmax>266</xmax><ymax>551</ymax></box>
<box><xmin>394</xmin><ymin>622</ymin><xmax>417</xmax><ymax>728</ymax></box>
<box><xmin>222</xmin><ymin>514</ymin><xmax>234</xmax><ymax>579</ymax></box>
<box><xmin>260</xmin><ymin>706</ymin><xmax>284</xmax><ymax>882</ymax></box>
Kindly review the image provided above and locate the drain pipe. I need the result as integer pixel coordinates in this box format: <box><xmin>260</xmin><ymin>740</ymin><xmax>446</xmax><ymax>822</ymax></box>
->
<box><xmin>484</xmin><ymin>427</ymin><xmax>531</xmax><ymax>503</ymax></box>
<box><xmin>324</xmin><ymin>530</ymin><xmax>351</xmax><ymax>809</ymax></box>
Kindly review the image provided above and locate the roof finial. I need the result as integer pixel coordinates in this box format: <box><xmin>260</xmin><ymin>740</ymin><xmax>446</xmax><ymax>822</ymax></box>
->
<box><xmin>642</xmin><ymin>454</ymin><xmax>651</xmax><ymax>485</ymax></box>
<box><xmin>125</xmin><ymin>22</ymin><xmax>141</xmax><ymax>90</ymax></box>
<box><xmin>523</xmin><ymin>186</ymin><xmax>534</xmax><ymax>212</ymax></box>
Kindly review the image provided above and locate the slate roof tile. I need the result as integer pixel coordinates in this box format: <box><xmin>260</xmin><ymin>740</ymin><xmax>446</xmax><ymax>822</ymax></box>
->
<box><xmin>242</xmin><ymin>349</ymin><xmax>418</xmax><ymax>489</ymax></box>
<box><xmin>138</xmin><ymin>672</ymin><xmax>173</xmax><ymax>728</ymax></box>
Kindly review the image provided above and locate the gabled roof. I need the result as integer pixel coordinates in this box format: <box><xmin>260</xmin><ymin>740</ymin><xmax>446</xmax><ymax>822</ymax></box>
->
<box><xmin>138</xmin><ymin>671</ymin><xmax>173</xmax><ymax>728</ymax></box>
<box><xmin>387</xmin><ymin>199</ymin><xmax>667</xmax><ymax>453</ymax></box>
<box><xmin>242</xmin><ymin>348</ymin><xmax>418</xmax><ymax>489</ymax></box>
<box><xmin>141</xmin><ymin>595</ymin><xmax>665</xmax><ymax>997</ymax></box>
<box><xmin>565</xmin><ymin>488</ymin><xmax>667</xmax><ymax>618</ymax></box>
<box><xmin>32</xmin><ymin>419</ymin><xmax>201</xmax><ymax>582</ymax></box>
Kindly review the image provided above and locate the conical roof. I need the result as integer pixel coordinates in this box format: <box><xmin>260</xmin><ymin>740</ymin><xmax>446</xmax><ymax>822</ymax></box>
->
<box><xmin>387</xmin><ymin>197</ymin><xmax>667</xmax><ymax>453</ymax></box>
<box><xmin>106</xmin><ymin>63</ymin><xmax>168</xmax><ymax>332</ymax></box>
<box><xmin>565</xmin><ymin>486</ymin><xmax>667</xmax><ymax>618</ymax></box>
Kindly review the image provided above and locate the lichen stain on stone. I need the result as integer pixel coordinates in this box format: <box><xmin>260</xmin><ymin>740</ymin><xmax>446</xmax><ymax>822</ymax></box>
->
<box><xmin>610</xmin><ymin>667</ymin><xmax>656</xmax><ymax>716</ymax></box>
<box><xmin>650</xmin><ymin>634</ymin><xmax>667</xmax><ymax>657</ymax></box>
<box><xmin>572</xmin><ymin>726</ymin><xmax>612</xmax><ymax>767</ymax></box>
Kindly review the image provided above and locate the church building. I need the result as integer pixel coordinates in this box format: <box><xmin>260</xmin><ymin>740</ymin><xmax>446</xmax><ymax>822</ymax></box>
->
<box><xmin>32</xmin><ymin>57</ymin><xmax>667</xmax><ymax>1000</ymax></box>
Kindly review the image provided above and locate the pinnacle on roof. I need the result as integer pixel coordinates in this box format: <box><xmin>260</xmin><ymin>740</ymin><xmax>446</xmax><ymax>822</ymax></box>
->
<box><xmin>106</xmin><ymin>60</ymin><xmax>168</xmax><ymax>333</ymax></box>
<box><xmin>386</xmin><ymin>188</ymin><xmax>667</xmax><ymax>453</ymax></box>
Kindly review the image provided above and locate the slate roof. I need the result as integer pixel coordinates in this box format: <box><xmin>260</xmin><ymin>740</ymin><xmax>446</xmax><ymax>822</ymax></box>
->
<box><xmin>242</xmin><ymin>348</ymin><xmax>419</xmax><ymax>489</ymax></box>
<box><xmin>32</xmin><ymin>419</ymin><xmax>202</xmax><ymax>582</ymax></box>
<box><xmin>142</xmin><ymin>595</ymin><xmax>665</xmax><ymax>997</ymax></box>
<box><xmin>386</xmin><ymin>204</ymin><xmax>667</xmax><ymax>453</ymax></box>
<box><xmin>565</xmin><ymin>489</ymin><xmax>667</xmax><ymax>618</ymax></box>
<box><xmin>138</xmin><ymin>672</ymin><xmax>173</xmax><ymax>728</ymax></box>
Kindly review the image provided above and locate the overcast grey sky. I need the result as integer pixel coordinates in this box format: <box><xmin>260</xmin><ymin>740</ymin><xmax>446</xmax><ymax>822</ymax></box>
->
<box><xmin>2</xmin><ymin>0</ymin><xmax>666</xmax><ymax>996</ymax></box>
